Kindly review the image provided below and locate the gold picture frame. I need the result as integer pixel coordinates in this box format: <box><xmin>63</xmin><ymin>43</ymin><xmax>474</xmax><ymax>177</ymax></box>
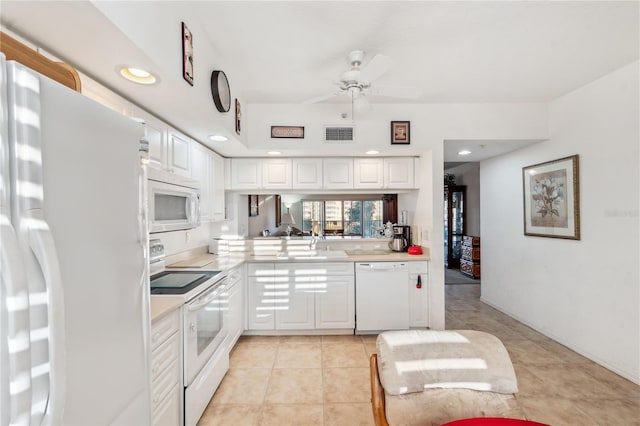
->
<box><xmin>523</xmin><ymin>155</ymin><xmax>580</xmax><ymax>239</ymax></box>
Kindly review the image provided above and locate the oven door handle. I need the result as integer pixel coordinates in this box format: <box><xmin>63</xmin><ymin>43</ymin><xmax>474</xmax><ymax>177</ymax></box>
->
<box><xmin>187</xmin><ymin>285</ymin><xmax>224</xmax><ymax>312</ymax></box>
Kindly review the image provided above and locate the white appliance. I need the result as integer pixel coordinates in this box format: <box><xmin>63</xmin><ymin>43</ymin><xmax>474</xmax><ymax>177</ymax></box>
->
<box><xmin>355</xmin><ymin>262</ymin><xmax>410</xmax><ymax>333</ymax></box>
<box><xmin>0</xmin><ymin>56</ymin><xmax>151</xmax><ymax>424</ymax></box>
<box><xmin>182</xmin><ymin>276</ymin><xmax>229</xmax><ymax>426</ymax></box>
<box><xmin>148</xmin><ymin>168</ymin><xmax>200</xmax><ymax>233</ymax></box>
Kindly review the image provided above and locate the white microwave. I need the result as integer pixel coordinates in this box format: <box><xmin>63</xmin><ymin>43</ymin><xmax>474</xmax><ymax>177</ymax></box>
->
<box><xmin>148</xmin><ymin>170</ymin><xmax>200</xmax><ymax>233</ymax></box>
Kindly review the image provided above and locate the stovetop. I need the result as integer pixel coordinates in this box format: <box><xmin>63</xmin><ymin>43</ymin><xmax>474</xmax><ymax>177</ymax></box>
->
<box><xmin>150</xmin><ymin>270</ymin><xmax>222</xmax><ymax>295</ymax></box>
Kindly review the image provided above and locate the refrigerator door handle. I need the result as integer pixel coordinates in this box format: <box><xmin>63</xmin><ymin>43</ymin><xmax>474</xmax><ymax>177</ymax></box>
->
<box><xmin>26</xmin><ymin>217</ymin><xmax>65</xmax><ymax>425</ymax></box>
<box><xmin>0</xmin><ymin>217</ymin><xmax>33</xmax><ymax>424</ymax></box>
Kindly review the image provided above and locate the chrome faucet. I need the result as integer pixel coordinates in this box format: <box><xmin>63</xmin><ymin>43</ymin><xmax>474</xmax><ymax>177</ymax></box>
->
<box><xmin>310</xmin><ymin>235</ymin><xmax>319</xmax><ymax>250</ymax></box>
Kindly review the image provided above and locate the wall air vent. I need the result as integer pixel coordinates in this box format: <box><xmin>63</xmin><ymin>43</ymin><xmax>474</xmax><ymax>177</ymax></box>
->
<box><xmin>324</xmin><ymin>125</ymin><xmax>355</xmax><ymax>143</ymax></box>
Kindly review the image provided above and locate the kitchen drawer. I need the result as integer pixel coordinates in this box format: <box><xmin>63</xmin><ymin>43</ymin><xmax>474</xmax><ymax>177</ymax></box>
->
<box><xmin>152</xmin><ymin>382</ymin><xmax>181</xmax><ymax>426</ymax></box>
<box><xmin>151</xmin><ymin>332</ymin><xmax>180</xmax><ymax>383</ymax></box>
<box><xmin>151</xmin><ymin>357</ymin><xmax>179</xmax><ymax>413</ymax></box>
<box><xmin>274</xmin><ymin>262</ymin><xmax>354</xmax><ymax>276</ymax></box>
<box><xmin>151</xmin><ymin>309</ymin><xmax>180</xmax><ymax>351</ymax></box>
<box><xmin>409</xmin><ymin>261</ymin><xmax>428</xmax><ymax>274</ymax></box>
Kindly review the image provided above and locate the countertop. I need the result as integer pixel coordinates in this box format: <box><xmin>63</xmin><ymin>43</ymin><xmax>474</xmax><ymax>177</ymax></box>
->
<box><xmin>150</xmin><ymin>247</ymin><xmax>430</xmax><ymax>322</ymax></box>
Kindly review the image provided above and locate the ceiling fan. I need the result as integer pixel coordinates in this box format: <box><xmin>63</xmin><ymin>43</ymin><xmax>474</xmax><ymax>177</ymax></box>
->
<box><xmin>302</xmin><ymin>50</ymin><xmax>422</xmax><ymax>113</ymax></box>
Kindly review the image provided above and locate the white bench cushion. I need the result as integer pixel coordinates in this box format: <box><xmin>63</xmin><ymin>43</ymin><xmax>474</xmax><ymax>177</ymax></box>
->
<box><xmin>376</xmin><ymin>330</ymin><xmax>518</xmax><ymax>396</ymax></box>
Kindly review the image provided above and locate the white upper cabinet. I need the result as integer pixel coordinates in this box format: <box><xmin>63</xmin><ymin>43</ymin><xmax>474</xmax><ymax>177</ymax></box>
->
<box><xmin>262</xmin><ymin>159</ymin><xmax>292</xmax><ymax>189</ymax></box>
<box><xmin>230</xmin><ymin>159</ymin><xmax>262</xmax><ymax>189</ymax></box>
<box><xmin>227</xmin><ymin>157</ymin><xmax>415</xmax><ymax>191</ymax></box>
<box><xmin>132</xmin><ymin>107</ymin><xmax>166</xmax><ymax>171</ymax></box>
<box><xmin>190</xmin><ymin>142</ymin><xmax>213</xmax><ymax>221</ymax></box>
<box><xmin>384</xmin><ymin>157</ymin><xmax>415</xmax><ymax>189</ymax></box>
<box><xmin>211</xmin><ymin>153</ymin><xmax>226</xmax><ymax>221</ymax></box>
<box><xmin>292</xmin><ymin>158</ymin><xmax>323</xmax><ymax>189</ymax></box>
<box><xmin>353</xmin><ymin>158</ymin><xmax>384</xmax><ymax>189</ymax></box>
<box><xmin>166</xmin><ymin>128</ymin><xmax>191</xmax><ymax>177</ymax></box>
<box><xmin>323</xmin><ymin>158</ymin><xmax>353</xmax><ymax>189</ymax></box>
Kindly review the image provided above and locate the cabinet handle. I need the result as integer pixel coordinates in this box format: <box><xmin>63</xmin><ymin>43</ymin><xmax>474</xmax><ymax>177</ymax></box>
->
<box><xmin>416</xmin><ymin>274</ymin><xmax>422</xmax><ymax>289</ymax></box>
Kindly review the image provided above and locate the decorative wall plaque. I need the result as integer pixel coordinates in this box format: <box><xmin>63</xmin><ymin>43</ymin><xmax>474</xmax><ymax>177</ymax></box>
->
<box><xmin>271</xmin><ymin>126</ymin><xmax>305</xmax><ymax>139</ymax></box>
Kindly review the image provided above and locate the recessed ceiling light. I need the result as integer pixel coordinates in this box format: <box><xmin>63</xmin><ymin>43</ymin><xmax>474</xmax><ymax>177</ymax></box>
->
<box><xmin>119</xmin><ymin>67</ymin><xmax>157</xmax><ymax>85</ymax></box>
<box><xmin>458</xmin><ymin>150</ymin><xmax>472</xmax><ymax>156</ymax></box>
<box><xmin>366</xmin><ymin>150</ymin><xmax>379</xmax><ymax>155</ymax></box>
<box><xmin>267</xmin><ymin>151</ymin><xmax>281</xmax><ymax>155</ymax></box>
<box><xmin>208</xmin><ymin>134</ymin><xmax>228</xmax><ymax>142</ymax></box>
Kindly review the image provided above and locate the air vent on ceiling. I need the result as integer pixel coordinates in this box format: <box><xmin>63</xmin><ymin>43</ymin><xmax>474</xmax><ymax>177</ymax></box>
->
<box><xmin>324</xmin><ymin>125</ymin><xmax>355</xmax><ymax>142</ymax></box>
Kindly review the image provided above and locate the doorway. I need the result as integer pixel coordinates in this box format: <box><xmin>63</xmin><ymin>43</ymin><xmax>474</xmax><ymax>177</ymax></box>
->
<box><xmin>443</xmin><ymin>162</ymin><xmax>481</xmax><ymax>286</ymax></box>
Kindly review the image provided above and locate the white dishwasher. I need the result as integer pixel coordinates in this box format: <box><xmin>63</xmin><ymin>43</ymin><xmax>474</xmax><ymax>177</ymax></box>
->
<box><xmin>355</xmin><ymin>262</ymin><xmax>409</xmax><ymax>333</ymax></box>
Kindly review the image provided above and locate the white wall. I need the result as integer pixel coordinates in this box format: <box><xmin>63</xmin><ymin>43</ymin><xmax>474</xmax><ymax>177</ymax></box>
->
<box><xmin>446</xmin><ymin>162</ymin><xmax>481</xmax><ymax>236</ymax></box>
<box><xmin>481</xmin><ymin>61</ymin><xmax>639</xmax><ymax>383</ymax></box>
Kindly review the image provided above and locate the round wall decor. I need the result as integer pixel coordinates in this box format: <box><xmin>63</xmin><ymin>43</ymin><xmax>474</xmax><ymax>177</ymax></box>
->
<box><xmin>210</xmin><ymin>70</ymin><xmax>231</xmax><ymax>112</ymax></box>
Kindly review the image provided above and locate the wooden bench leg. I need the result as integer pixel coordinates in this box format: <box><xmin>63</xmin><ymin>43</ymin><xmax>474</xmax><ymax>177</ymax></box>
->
<box><xmin>370</xmin><ymin>353</ymin><xmax>389</xmax><ymax>426</ymax></box>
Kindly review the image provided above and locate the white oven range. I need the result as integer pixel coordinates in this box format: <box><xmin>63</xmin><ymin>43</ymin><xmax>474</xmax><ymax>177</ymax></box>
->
<box><xmin>150</xmin><ymin>253</ymin><xmax>231</xmax><ymax>425</ymax></box>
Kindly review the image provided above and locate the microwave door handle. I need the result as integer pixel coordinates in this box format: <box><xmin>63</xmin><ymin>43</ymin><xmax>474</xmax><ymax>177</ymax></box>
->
<box><xmin>185</xmin><ymin>194</ymin><xmax>199</xmax><ymax>225</ymax></box>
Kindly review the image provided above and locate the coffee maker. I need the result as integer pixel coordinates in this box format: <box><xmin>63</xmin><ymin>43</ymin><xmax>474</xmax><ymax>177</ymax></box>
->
<box><xmin>391</xmin><ymin>225</ymin><xmax>411</xmax><ymax>252</ymax></box>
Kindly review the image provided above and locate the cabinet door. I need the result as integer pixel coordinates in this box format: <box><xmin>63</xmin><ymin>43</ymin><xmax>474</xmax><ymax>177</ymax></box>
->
<box><xmin>292</xmin><ymin>158</ymin><xmax>323</xmax><ymax>189</ymax></box>
<box><xmin>230</xmin><ymin>158</ymin><xmax>262</xmax><ymax>189</ymax></box>
<box><xmin>275</xmin><ymin>275</ymin><xmax>315</xmax><ymax>330</ymax></box>
<box><xmin>409</xmin><ymin>262</ymin><xmax>429</xmax><ymax>327</ymax></box>
<box><xmin>315</xmin><ymin>276</ymin><xmax>355</xmax><ymax>329</ymax></box>
<box><xmin>224</xmin><ymin>266</ymin><xmax>245</xmax><ymax>350</ymax></box>
<box><xmin>262</xmin><ymin>159</ymin><xmax>292</xmax><ymax>189</ymax></box>
<box><xmin>167</xmin><ymin>129</ymin><xmax>191</xmax><ymax>177</ymax></box>
<box><xmin>152</xmin><ymin>383</ymin><xmax>181</xmax><ymax>426</ymax></box>
<box><xmin>323</xmin><ymin>158</ymin><xmax>353</xmax><ymax>189</ymax></box>
<box><xmin>354</xmin><ymin>158</ymin><xmax>383</xmax><ymax>188</ymax></box>
<box><xmin>133</xmin><ymin>107</ymin><xmax>167</xmax><ymax>171</ymax></box>
<box><xmin>190</xmin><ymin>142</ymin><xmax>212</xmax><ymax>220</ymax></box>
<box><xmin>247</xmin><ymin>277</ymin><xmax>275</xmax><ymax>330</ymax></box>
<box><xmin>384</xmin><ymin>157</ymin><xmax>415</xmax><ymax>188</ymax></box>
<box><xmin>211</xmin><ymin>153</ymin><xmax>226</xmax><ymax>221</ymax></box>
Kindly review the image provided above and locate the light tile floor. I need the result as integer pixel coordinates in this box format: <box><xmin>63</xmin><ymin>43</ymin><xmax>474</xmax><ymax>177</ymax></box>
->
<box><xmin>198</xmin><ymin>284</ymin><xmax>640</xmax><ymax>425</ymax></box>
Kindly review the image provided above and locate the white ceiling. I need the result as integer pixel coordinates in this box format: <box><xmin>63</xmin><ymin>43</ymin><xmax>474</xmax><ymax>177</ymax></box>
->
<box><xmin>1</xmin><ymin>1</ymin><xmax>638</xmax><ymax>159</ymax></box>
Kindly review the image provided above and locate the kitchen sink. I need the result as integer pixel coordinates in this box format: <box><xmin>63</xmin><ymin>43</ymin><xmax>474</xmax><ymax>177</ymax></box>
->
<box><xmin>345</xmin><ymin>249</ymin><xmax>392</xmax><ymax>255</ymax></box>
<box><xmin>276</xmin><ymin>249</ymin><xmax>349</xmax><ymax>259</ymax></box>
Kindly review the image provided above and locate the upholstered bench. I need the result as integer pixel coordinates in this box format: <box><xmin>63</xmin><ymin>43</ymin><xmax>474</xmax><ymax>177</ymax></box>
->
<box><xmin>370</xmin><ymin>330</ymin><xmax>527</xmax><ymax>426</ymax></box>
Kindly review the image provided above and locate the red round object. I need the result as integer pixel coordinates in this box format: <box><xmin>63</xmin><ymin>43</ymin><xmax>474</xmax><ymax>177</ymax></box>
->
<box><xmin>408</xmin><ymin>245</ymin><xmax>422</xmax><ymax>255</ymax></box>
<box><xmin>442</xmin><ymin>418</ymin><xmax>549</xmax><ymax>426</ymax></box>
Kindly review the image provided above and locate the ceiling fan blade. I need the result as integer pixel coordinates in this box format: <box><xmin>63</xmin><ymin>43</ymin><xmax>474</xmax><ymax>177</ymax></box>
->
<box><xmin>301</xmin><ymin>91</ymin><xmax>342</xmax><ymax>104</ymax></box>
<box><xmin>368</xmin><ymin>85</ymin><xmax>423</xmax><ymax>99</ymax></box>
<box><xmin>359</xmin><ymin>54</ymin><xmax>392</xmax><ymax>83</ymax></box>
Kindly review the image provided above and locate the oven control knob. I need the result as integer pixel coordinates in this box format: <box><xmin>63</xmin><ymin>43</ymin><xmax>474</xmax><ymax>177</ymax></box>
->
<box><xmin>190</xmin><ymin>323</ymin><xmax>196</xmax><ymax>333</ymax></box>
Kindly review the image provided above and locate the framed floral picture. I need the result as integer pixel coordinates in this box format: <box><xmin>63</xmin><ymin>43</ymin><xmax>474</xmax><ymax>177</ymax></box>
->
<box><xmin>522</xmin><ymin>155</ymin><xmax>580</xmax><ymax>239</ymax></box>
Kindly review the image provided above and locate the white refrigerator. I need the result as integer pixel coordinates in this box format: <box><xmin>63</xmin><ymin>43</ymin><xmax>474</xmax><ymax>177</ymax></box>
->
<box><xmin>0</xmin><ymin>55</ymin><xmax>151</xmax><ymax>424</ymax></box>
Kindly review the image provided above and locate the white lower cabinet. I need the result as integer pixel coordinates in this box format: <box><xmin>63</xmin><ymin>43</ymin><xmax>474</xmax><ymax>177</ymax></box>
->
<box><xmin>246</xmin><ymin>262</ymin><xmax>355</xmax><ymax>331</ymax></box>
<box><xmin>224</xmin><ymin>265</ymin><xmax>245</xmax><ymax>347</ymax></box>
<box><xmin>151</xmin><ymin>309</ymin><xmax>182</xmax><ymax>426</ymax></box>
<box><xmin>316</xmin><ymin>276</ymin><xmax>355</xmax><ymax>329</ymax></box>
<box><xmin>409</xmin><ymin>261</ymin><xmax>429</xmax><ymax>327</ymax></box>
